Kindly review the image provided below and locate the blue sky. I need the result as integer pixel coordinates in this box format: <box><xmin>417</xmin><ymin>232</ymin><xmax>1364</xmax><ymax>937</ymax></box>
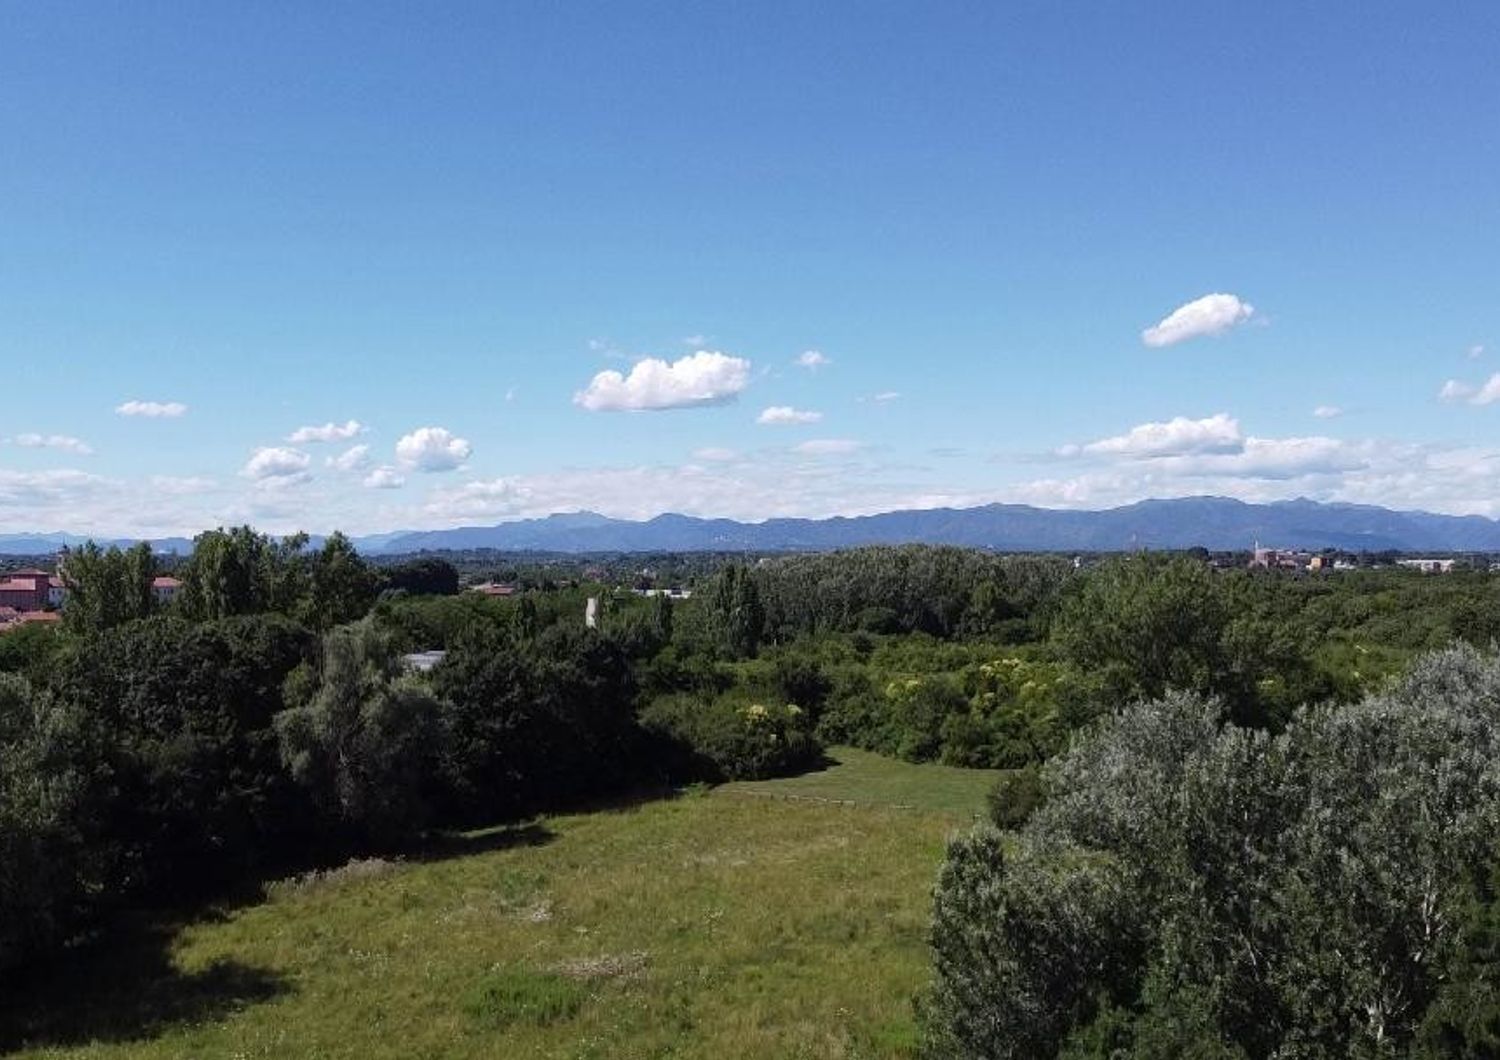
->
<box><xmin>2</xmin><ymin>3</ymin><xmax>1498</xmax><ymax>536</ymax></box>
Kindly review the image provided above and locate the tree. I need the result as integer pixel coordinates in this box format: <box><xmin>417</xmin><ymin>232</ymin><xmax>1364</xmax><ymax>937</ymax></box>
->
<box><xmin>709</xmin><ymin>565</ymin><xmax>764</xmax><ymax>658</ymax></box>
<box><xmin>305</xmin><ymin>532</ymin><xmax>377</xmax><ymax>630</ymax></box>
<box><xmin>276</xmin><ymin>621</ymin><xmax>444</xmax><ymax>846</ymax></box>
<box><xmin>382</xmin><ymin>557</ymin><xmax>460</xmax><ymax>597</ymax></box>
<box><xmin>59</xmin><ymin>540</ymin><xmax>155</xmax><ymax>634</ymax></box>
<box><xmin>177</xmin><ymin>526</ymin><xmax>310</xmax><ymax>620</ymax></box>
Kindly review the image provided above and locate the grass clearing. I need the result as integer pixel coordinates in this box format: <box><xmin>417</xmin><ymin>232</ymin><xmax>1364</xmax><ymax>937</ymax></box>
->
<box><xmin>719</xmin><ymin>745</ymin><xmax>1000</xmax><ymax>818</ymax></box>
<box><xmin>1</xmin><ymin>752</ymin><xmax>992</xmax><ymax>1060</ymax></box>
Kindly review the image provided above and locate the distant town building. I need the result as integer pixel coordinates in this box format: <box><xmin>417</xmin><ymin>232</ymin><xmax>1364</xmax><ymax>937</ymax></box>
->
<box><xmin>1397</xmin><ymin>558</ymin><xmax>1457</xmax><ymax>574</ymax></box>
<box><xmin>152</xmin><ymin>575</ymin><xmax>182</xmax><ymax>603</ymax></box>
<box><xmin>585</xmin><ymin>596</ymin><xmax>599</xmax><ymax>629</ymax></box>
<box><xmin>0</xmin><ymin>570</ymin><xmax>54</xmax><ymax>612</ymax></box>
<box><xmin>470</xmin><ymin>582</ymin><xmax>517</xmax><ymax>598</ymax></box>
<box><xmin>633</xmin><ymin>587</ymin><xmax>693</xmax><ymax>600</ymax></box>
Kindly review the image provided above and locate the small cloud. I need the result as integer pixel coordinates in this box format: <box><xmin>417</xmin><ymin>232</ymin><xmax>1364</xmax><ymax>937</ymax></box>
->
<box><xmin>116</xmin><ymin>399</ymin><xmax>187</xmax><ymax>418</ymax></box>
<box><xmin>326</xmin><ymin>443</ymin><xmax>372</xmax><ymax>472</ymax></box>
<box><xmin>288</xmin><ymin>419</ymin><xmax>365</xmax><ymax>443</ymax></box>
<box><xmin>1469</xmin><ymin>344</ymin><xmax>1486</xmax><ymax>360</ymax></box>
<box><xmin>1073</xmin><ymin>413</ymin><xmax>1243</xmax><ymax>459</ymax></box>
<box><xmin>757</xmin><ymin>405</ymin><xmax>823</xmax><ymax>425</ymax></box>
<box><xmin>796</xmin><ymin>350</ymin><xmax>831</xmax><ymax>370</ymax></box>
<box><xmin>395</xmin><ymin>426</ymin><xmax>472</xmax><ymax>472</ymax></box>
<box><xmin>1313</xmin><ymin>405</ymin><xmax>1343</xmax><ymax>419</ymax></box>
<box><xmin>1440</xmin><ymin>379</ymin><xmax>1474</xmax><ymax>403</ymax></box>
<box><xmin>1141</xmin><ymin>293</ymin><xmax>1256</xmax><ymax>348</ymax></box>
<box><xmin>363</xmin><ymin>466</ymin><xmax>406</xmax><ymax>489</ymax></box>
<box><xmin>682</xmin><ymin>334</ymin><xmax>709</xmax><ymax>347</ymax></box>
<box><xmin>794</xmin><ymin>438</ymin><xmax>862</xmax><ymax>456</ymax></box>
<box><xmin>13</xmin><ymin>433</ymin><xmax>93</xmax><ymax>455</ymax></box>
<box><xmin>242</xmin><ymin>446</ymin><xmax>312</xmax><ymax>483</ymax></box>
<box><xmin>871</xmin><ymin>391</ymin><xmax>901</xmax><ymax>404</ymax></box>
<box><xmin>504</xmin><ymin>387</ymin><xmax>517</xmax><ymax>403</ymax></box>
<box><xmin>692</xmin><ymin>447</ymin><xmax>738</xmax><ymax>462</ymax></box>
<box><xmin>1440</xmin><ymin>375</ymin><xmax>1500</xmax><ymax>406</ymax></box>
<box><xmin>574</xmin><ymin>351</ymin><xmax>751</xmax><ymax>411</ymax></box>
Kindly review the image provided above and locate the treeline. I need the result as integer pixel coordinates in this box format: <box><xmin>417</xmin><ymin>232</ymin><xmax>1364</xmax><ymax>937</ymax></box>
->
<box><xmin>8</xmin><ymin>534</ymin><xmax>1500</xmax><ymax>994</ymax></box>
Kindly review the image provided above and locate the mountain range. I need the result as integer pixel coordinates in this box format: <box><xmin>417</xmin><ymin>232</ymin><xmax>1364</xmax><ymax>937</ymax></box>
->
<box><xmin>6</xmin><ymin>497</ymin><xmax>1500</xmax><ymax>556</ymax></box>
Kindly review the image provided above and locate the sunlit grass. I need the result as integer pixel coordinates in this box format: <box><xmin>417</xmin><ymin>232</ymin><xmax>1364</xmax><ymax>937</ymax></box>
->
<box><xmin>2</xmin><ymin>752</ymin><xmax>988</xmax><ymax>1059</ymax></box>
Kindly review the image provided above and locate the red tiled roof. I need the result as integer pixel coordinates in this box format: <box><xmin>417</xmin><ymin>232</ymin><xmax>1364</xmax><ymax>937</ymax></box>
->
<box><xmin>16</xmin><ymin>612</ymin><xmax>61</xmax><ymax>624</ymax></box>
<box><xmin>0</xmin><ymin>578</ymin><xmax>43</xmax><ymax>593</ymax></box>
<box><xmin>152</xmin><ymin>576</ymin><xmax>183</xmax><ymax>588</ymax></box>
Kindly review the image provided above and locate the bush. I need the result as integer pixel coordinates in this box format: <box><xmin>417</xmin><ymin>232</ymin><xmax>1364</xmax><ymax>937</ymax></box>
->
<box><xmin>640</xmin><ymin>693</ymin><xmax>821</xmax><ymax>781</ymax></box>
<box><xmin>926</xmin><ymin>646</ymin><xmax>1500</xmax><ymax>1059</ymax></box>
<box><xmin>986</xmin><ymin>767</ymin><xmax>1046</xmax><ymax>830</ymax></box>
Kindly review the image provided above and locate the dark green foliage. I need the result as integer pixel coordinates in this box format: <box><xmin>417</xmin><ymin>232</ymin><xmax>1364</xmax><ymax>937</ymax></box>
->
<box><xmin>48</xmin><ymin>614</ymin><xmax>315</xmax><ymax>896</ymax></box>
<box><xmin>708</xmin><ymin>564</ymin><xmax>765</xmax><ymax>658</ymax></box>
<box><xmin>640</xmin><ymin>693</ymin><xmax>821</xmax><ymax>781</ymax></box>
<box><xmin>276</xmin><ymin>621</ymin><xmax>444</xmax><ymax>846</ymax></box>
<box><xmin>0</xmin><ymin>674</ymin><xmax>91</xmax><ymax>975</ymax></box>
<box><xmin>926</xmin><ymin>646</ymin><xmax>1500</xmax><ymax>1059</ymax></box>
<box><xmin>987</xmin><ymin>766</ymin><xmax>1046</xmax><ymax>830</ymax></box>
<box><xmin>0</xmin><ymin>620</ymin><xmax>63</xmax><ymax>678</ymax></box>
<box><xmin>304</xmin><ymin>532</ymin><xmax>378</xmax><ymax>630</ymax></box>
<box><xmin>429</xmin><ymin>623</ymin><xmax>641</xmax><ymax>819</ymax></box>
<box><xmin>380</xmin><ymin>557</ymin><xmax>460</xmax><ymax>597</ymax></box>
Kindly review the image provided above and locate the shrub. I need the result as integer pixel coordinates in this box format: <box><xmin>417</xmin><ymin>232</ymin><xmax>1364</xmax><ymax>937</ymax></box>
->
<box><xmin>926</xmin><ymin>646</ymin><xmax>1500</xmax><ymax>1059</ymax></box>
<box><xmin>640</xmin><ymin>693</ymin><xmax>821</xmax><ymax>781</ymax></box>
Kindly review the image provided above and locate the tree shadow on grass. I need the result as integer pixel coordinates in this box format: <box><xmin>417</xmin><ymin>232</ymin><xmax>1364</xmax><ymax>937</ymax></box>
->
<box><xmin>0</xmin><ymin>913</ymin><xmax>289</xmax><ymax>1055</ymax></box>
<box><xmin>414</xmin><ymin>819</ymin><xmax>557</xmax><ymax>863</ymax></box>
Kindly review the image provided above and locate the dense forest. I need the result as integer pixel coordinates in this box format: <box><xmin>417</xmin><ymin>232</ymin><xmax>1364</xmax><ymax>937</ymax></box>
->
<box><xmin>5</xmin><ymin>534</ymin><xmax>1500</xmax><ymax>1055</ymax></box>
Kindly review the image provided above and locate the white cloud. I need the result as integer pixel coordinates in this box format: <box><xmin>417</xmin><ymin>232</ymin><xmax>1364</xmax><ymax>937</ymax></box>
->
<box><xmin>327</xmin><ymin>444</ymin><xmax>372</xmax><ymax>472</ymax></box>
<box><xmin>1141</xmin><ymin>293</ymin><xmax>1256</xmax><ymax>348</ymax></box>
<box><xmin>692</xmin><ymin>447</ymin><xmax>739</xmax><ymax>462</ymax></box>
<box><xmin>757</xmin><ymin>405</ymin><xmax>823</xmax><ymax>425</ymax></box>
<box><xmin>1469</xmin><ymin>344</ymin><xmax>1485</xmax><ymax>360</ymax></box>
<box><xmin>796</xmin><ymin>350</ymin><xmax>831</xmax><ymax>370</ymax></box>
<box><xmin>116</xmin><ymin>399</ymin><xmax>187</xmax><ymax>418</ymax></box>
<box><xmin>395</xmin><ymin>427</ymin><xmax>472</xmax><ymax>472</ymax></box>
<box><xmin>364</xmin><ymin>466</ymin><xmax>406</xmax><ymax>489</ymax></box>
<box><xmin>1440</xmin><ymin>373</ymin><xmax>1500</xmax><ymax>406</ymax></box>
<box><xmin>1440</xmin><ymin>379</ymin><xmax>1474</xmax><ymax>402</ymax></box>
<box><xmin>794</xmin><ymin>438</ymin><xmax>863</xmax><ymax>456</ymax></box>
<box><xmin>1072</xmin><ymin>413</ymin><xmax>1243</xmax><ymax>459</ymax></box>
<box><xmin>0</xmin><ymin>468</ymin><xmax>111</xmax><ymax>506</ymax></box>
<box><xmin>13</xmin><ymin>433</ymin><xmax>93</xmax><ymax>455</ymax></box>
<box><xmin>1313</xmin><ymin>405</ymin><xmax>1343</xmax><ymax>419</ymax></box>
<box><xmin>871</xmin><ymin>391</ymin><xmax>901</xmax><ymax>404</ymax></box>
<box><xmin>150</xmin><ymin>475</ymin><xmax>217</xmax><ymax>495</ymax></box>
<box><xmin>288</xmin><ymin>419</ymin><xmax>365</xmax><ymax>443</ymax></box>
<box><xmin>242</xmin><ymin>447</ymin><xmax>312</xmax><ymax>483</ymax></box>
<box><xmin>574</xmin><ymin>351</ymin><xmax>751</xmax><ymax>411</ymax></box>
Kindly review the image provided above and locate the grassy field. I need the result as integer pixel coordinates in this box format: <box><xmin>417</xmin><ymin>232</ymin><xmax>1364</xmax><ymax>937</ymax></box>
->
<box><xmin>720</xmin><ymin>746</ymin><xmax>1000</xmax><ymax>818</ymax></box>
<box><xmin>1</xmin><ymin>750</ymin><xmax>993</xmax><ymax>1060</ymax></box>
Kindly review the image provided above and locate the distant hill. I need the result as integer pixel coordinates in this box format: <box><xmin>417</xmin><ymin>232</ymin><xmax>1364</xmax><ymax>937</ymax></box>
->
<box><xmin>7</xmin><ymin>497</ymin><xmax>1500</xmax><ymax>558</ymax></box>
<box><xmin>353</xmin><ymin>497</ymin><xmax>1500</xmax><ymax>555</ymax></box>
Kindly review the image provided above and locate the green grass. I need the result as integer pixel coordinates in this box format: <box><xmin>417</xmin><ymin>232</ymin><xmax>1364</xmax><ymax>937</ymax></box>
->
<box><xmin>0</xmin><ymin>751</ymin><xmax>994</xmax><ymax>1060</ymax></box>
<box><xmin>719</xmin><ymin>745</ymin><xmax>1000</xmax><ymax>818</ymax></box>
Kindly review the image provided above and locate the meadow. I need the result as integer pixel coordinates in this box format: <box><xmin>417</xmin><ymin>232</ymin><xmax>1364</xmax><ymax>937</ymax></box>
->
<box><xmin>1</xmin><ymin>751</ymin><xmax>995</xmax><ymax>1060</ymax></box>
